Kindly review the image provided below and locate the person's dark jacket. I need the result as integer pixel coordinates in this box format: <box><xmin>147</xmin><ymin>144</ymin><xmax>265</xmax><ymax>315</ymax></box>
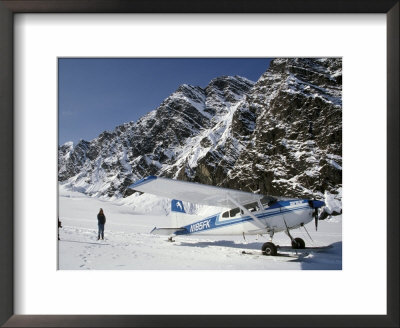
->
<box><xmin>97</xmin><ymin>214</ymin><xmax>106</xmax><ymax>225</ymax></box>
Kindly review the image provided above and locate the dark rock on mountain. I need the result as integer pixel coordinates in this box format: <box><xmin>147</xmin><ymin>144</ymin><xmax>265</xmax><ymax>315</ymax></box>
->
<box><xmin>224</xmin><ymin>58</ymin><xmax>342</xmax><ymax>198</ymax></box>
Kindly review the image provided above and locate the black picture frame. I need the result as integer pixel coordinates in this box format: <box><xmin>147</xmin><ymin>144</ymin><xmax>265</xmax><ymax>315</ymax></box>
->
<box><xmin>0</xmin><ymin>1</ymin><xmax>398</xmax><ymax>327</ymax></box>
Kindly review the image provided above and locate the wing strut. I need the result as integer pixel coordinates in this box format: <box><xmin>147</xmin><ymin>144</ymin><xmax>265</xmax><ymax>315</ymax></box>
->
<box><xmin>226</xmin><ymin>194</ymin><xmax>265</xmax><ymax>229</ymax></box>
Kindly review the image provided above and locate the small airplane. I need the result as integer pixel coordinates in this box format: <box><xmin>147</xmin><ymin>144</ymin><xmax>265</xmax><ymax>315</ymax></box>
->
<box><xmin>128</xmin><ymin>176</ymin><xmax>325</xmax><ymax>256</ymax></box>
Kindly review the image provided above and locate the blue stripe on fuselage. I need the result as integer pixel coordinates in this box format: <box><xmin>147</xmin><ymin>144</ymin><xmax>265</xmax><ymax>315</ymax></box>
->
<box><xmin>175</xmin><ymin>200</ymin><xmax>310</xmax><ymax>235</ymax></box>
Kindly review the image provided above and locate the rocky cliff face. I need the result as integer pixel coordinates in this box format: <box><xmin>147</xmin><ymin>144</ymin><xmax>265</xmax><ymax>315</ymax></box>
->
<box><xmin>223</xmin><ymin>58</ymin><xmax>342</xmax><ymax>198</ymax></box>
<box><xmin>59</xmin><ymin>58</ymin><xmax>342</xmax><ymax>204</ymax></box>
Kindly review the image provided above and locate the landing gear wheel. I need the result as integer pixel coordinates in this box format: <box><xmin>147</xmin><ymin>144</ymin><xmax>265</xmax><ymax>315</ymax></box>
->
<box><xmin>262</xmin><ymin>242</ymin><xmax>277</xmax><ymax>256</ymax></box>
<box><xmin>291</xmin><ymin>237</ymin><xmax>305</xmax><ymax>249</ymax></box>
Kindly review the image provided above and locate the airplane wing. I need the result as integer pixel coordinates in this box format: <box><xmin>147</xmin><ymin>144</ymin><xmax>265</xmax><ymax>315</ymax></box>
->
<box><xmin>128</xmin><ymin>176</ymin><xmax>263</xmax><ymax>207</ymax></box>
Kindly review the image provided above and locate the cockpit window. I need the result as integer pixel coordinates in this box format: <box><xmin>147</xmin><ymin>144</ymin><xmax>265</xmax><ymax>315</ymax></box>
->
<box><xmin>229</xmin><ymin>207</ymin><xmax>241</xmax><ymax>217</ymax></box>
<box><xmin>222</xmin><ymin>208</ymin><xmax>243</xmax><ymax>219</ymax></box>
<box><xmin>244</xmin><ymin>202</ymin><xmax>259</xmax><ymax>212</ymax></box>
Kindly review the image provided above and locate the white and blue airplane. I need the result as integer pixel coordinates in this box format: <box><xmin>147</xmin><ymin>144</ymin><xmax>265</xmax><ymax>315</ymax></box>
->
<box><xmin>128</xmin><ymin>176</ymin><xmax>325</xmax><ymax>256</ymax></box>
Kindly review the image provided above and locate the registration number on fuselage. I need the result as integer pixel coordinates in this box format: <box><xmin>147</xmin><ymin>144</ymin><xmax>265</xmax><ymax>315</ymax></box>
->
<box><xmin>289</xmin><ymin>200</ymin><xmax>304</xmax><ymax>206</ymax></box>
<box><xmin>190</xmin><ymin>219</ymin><xmax>211</xmax><ymax>233</ymax></box>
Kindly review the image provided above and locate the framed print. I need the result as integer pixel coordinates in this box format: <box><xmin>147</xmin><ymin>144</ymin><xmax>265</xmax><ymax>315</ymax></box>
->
<box><xmin>0</xmin><ymin>0</ymin><xmax>398</xmax><ymax>327</ymax></box>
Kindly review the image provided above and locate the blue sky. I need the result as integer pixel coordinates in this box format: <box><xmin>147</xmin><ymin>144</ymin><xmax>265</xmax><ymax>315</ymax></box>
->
<box><xmin>58</xmin><ymin>58</ymin><xmax>272</xmax><ymax>145</ymax></box>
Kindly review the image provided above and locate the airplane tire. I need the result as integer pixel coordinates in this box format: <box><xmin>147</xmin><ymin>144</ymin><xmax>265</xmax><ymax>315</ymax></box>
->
<box><xmin>292</xmin><ymin>237</ymin><xmax>305</xmax><ymax>249</ymax></box>
<box><xmin>262</xmin><ymin>242</ymin><xmax>277</xmax><ymax>256</ymax></box>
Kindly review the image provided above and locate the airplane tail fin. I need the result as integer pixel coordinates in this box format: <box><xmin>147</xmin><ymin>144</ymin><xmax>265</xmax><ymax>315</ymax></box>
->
<box><xmin>171</xmin><ymin>199</ymin><xmax>195</xmax><ymax>227</ymax></box>
<box><xmin>147</xmin><ymin>201</ymin><xmax>188</xmax><ymax>236</ymax></box>
<box><xmin>171</xmin><ymin>199</ymin><xmax>186</xmax><ymax>213</ymax></box>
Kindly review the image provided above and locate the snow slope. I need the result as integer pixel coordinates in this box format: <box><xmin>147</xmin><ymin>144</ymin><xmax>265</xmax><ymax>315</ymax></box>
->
<box><xmin>59</xmin><ymin>186</ymin><xmax>342</xmax><ymax>270</ymax></box>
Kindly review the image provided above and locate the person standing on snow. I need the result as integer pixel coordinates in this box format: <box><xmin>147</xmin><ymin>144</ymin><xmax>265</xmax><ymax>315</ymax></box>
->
<box><xmin>58</xmin><ymin>217</ymin><xmax>62</xmax><ymax>240</ymax></box>
<box><xmin>97</xmin><ymin>208</ymin><xmax>106</xmax><ymax>240</ymax></box>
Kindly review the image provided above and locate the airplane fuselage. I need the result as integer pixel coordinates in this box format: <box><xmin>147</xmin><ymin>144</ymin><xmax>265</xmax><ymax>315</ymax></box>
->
<box><xmin>175</xmin><ymin>199</ymin><xmax>313</xmax><ymax>236</ymax></box>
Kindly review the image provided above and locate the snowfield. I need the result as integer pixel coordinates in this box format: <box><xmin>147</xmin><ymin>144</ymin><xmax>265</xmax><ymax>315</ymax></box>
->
<box><xmin>59</xmin><ymin>186</ymin><xmax>342</xmax><ymax>270</ymax></box>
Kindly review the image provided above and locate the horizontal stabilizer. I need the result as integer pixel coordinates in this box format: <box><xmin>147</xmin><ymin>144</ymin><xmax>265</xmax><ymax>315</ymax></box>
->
<box><xmin>150</xmin><ymin>227</ymin><xmax>187</xmax><ymax>236</ymax></box>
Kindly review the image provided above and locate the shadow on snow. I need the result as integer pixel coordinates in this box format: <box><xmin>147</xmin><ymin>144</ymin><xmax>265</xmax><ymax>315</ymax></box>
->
<box><xmin>176</xmin><ymin>239</ymin><xmax>342</xmax><ymax>270</ymax></box>
<box><xmin>177</xmin><ymin>240</ymin><xmax>262</xmax><ymax>250</ymax></box>
<box><xmin>299</xmin><ymin>241</ymin><xmax>342</xmax><ymax>270</ymax></box>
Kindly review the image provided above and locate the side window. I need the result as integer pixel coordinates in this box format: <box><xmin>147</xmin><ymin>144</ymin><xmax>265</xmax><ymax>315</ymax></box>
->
<box><xmin>229</xmin><ymin>208</ymin><xmax>241</xmax><ymax>217</ymax></box>
<box><xmin>222</xmin><ymin>208</ymin><xmax>244</xmax><ymax>219</ymax></box>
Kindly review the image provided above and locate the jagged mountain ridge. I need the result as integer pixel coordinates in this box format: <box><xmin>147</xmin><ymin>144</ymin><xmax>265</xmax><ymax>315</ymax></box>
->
<box><xmin>59</xmin><ymin>58</ymin><xmax>342</xmax><ymax>205</ymax></box>
<box><xmin>59</xmin><ymin>75</ymin><xmax>255</xmax><ymax>197</ymax></box>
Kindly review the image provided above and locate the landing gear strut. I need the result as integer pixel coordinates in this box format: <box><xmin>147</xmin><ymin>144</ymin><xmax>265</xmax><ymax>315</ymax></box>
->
<box><xmin>282</xmin><ymin>217</ymin><xmax>306</xmax><ymax>249</ymax></box>
<box><xmin>261</xmin><ymin>230</ymin><xmax>277</xmax><ymax>256</ymax></box>
<box><xmin>261</xmin><ymin>229</ymin><xmax>278</xmax><ymax>256</ymax></box>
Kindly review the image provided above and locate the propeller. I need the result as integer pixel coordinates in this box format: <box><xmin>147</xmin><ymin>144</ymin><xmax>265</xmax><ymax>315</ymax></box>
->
<box><xmin>308</xmin><ymin>199</ymin><xmax>325</xmax><ymax>231</ymax></box>
<box><xmin>314</xmin><ymin>207</ymin><xmax>319</xmax><ymax>231</ymax></box>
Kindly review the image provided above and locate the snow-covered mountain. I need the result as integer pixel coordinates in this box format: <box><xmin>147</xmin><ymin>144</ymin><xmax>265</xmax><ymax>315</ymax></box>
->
<box><xmin>59</xmin><ymin>58</ymin><xmax>342</xmax><ymax>210</ymax></box>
